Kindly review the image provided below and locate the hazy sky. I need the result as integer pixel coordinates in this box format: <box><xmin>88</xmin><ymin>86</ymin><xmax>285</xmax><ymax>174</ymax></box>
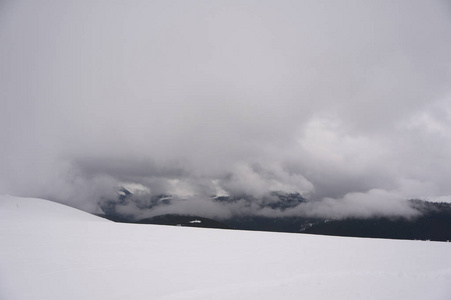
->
<box><xmin>1</xmin><ymin>0</ymin><xmax>451</xmax><ymax>218</ymax></box>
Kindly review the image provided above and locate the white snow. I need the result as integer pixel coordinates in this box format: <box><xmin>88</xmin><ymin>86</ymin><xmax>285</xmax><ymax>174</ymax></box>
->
<box><xmin>1</xmin><ymin>195</ymin><xmax>451</xmax><ymax>300</ymax></box>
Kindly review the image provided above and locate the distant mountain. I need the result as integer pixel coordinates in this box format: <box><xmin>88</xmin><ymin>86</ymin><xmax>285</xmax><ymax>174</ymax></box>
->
<box><xmin>97</xmin><ymin>188</ymin><xmax>451</xmax><ymax>242</ymax></box>
<box><xmin>98</xmin><ymin>189</ymin><xmax>307</xmax><ymax>222</ymax></box>
<box><xmin>98</xmin><ymin>188</ymin><xmax>172</xmax><ymax>222</ymax></box>
<box><xmin>301</xmin><ymin>200</ymin><xmax>451</xmax><ymax>241</ymax></box>
<box><xmin>214</xmin><ymin>191</ymin><xmax>307</xmax><ymax>210</ymax></box>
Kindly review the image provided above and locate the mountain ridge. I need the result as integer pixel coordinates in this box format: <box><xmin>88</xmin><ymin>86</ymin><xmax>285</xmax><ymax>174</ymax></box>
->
<box><xmin>96</xmin><ymin>189</ymin><xmax>451</xmax><ymax>241</ymax></box>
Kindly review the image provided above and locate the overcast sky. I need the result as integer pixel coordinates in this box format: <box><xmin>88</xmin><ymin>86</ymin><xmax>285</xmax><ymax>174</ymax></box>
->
<box><xmin>1</xmin><ymin>0</ymin><xmax>451</xmax><ymax>218</ymax></box>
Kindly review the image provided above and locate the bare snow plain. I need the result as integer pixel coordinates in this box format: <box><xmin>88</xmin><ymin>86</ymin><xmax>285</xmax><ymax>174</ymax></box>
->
<box><xmin>1</xmin><ymin>195</ymin><xmax>451</xmax><ymax>300</ymax></box>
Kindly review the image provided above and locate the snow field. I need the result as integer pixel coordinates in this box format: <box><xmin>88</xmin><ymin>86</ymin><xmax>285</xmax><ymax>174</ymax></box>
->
<box><xmin>1</xmin><ymin>195</ymin><xmax>450</xmax><ymax>299</ymax></box>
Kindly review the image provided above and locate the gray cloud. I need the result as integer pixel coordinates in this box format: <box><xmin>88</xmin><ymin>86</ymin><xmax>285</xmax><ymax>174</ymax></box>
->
<box><xmin>1</xmin><ymin>0</ymin><xmax>451</xmax><ymax>218</ymax></box>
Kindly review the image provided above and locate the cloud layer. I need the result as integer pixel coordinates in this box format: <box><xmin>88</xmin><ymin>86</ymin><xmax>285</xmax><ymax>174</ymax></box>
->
<box><xmin>1</xmin><ymin>0</ymin><xmax>451</xmax><ymax>218</ymax></box>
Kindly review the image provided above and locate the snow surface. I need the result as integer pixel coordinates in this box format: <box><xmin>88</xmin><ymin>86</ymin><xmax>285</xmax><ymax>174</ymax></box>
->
<box><xmin>1</xmin><ymin>195</ymin><xmax>451</xmax><ymax>300</ymax></box>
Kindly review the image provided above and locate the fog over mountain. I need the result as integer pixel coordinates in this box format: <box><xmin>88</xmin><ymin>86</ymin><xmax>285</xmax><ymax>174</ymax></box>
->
<box><xmin>1</xmin><ymin>0</ymin><xmax>451</xmax><ymax>219</ymax></box>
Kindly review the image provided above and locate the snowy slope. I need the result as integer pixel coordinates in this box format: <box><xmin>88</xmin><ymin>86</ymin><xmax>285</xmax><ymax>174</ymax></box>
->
<box><xmin>1</xmin><ymin>195</ymin><xmax>451</xmax><ymax>300</ymax></box>
<box><xmin>0</xmin><ymin>195</ymin><xmax>110</xmax><ymax>223</ymax></box>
